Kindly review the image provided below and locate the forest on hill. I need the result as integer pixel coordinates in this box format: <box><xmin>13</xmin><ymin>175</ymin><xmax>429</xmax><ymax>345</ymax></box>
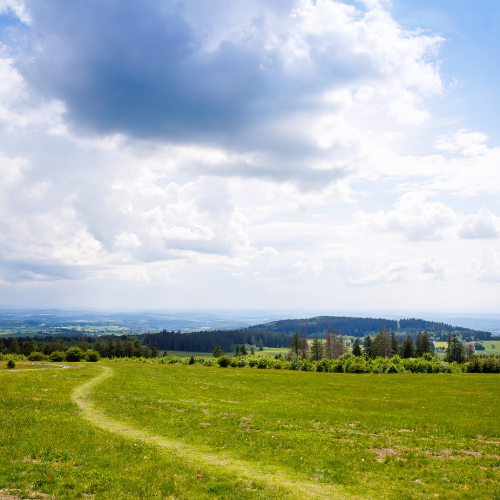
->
<box><xmin>252</xmin><ymin>316</ymin><xmax>492</xmax><ymax>341</ymax></box>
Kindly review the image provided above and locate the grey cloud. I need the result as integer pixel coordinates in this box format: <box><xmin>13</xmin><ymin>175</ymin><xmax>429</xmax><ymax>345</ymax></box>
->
<box><xmin>17</xmin><ymin>0</ymin><xmax>379</xmax><ymax>147</ymax></box>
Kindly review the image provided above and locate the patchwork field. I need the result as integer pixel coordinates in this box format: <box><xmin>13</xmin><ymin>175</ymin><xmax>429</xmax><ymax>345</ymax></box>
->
<box><xmin>1</xmin><ymin>362</ymin><xmax>500</xmax><ymax>499</ymax></box>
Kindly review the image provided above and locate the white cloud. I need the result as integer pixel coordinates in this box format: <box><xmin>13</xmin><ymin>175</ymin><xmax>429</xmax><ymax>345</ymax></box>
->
<box><xmin>347</xmin><ymin>261</ymin><xmax>410</xmax><ymax>286</ymax></box>
<box><xmin>458</xmin><ymin>207</ymin><xmax>500</xmax><ymax>239</ymax></box>
<box><xmin>475</xmin><ymin>247</ymin><xmax>500</xmax><ymax>283</ymax></box>
<box><xmin>355</xmin><ymin>193</ymin><xmax>458</xmax><ymax>241</ymax></box>
<box><xmin>421</xmin><ymin>255</ymin><xmax>447</xmax><ymax>280</ymax></box>
<box><xmin>293</xmin><ymin>259</ymin><xmax>324</xmax><ymax>277</ymax></box>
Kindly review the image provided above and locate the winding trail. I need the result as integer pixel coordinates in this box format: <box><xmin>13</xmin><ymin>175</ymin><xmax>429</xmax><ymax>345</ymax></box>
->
<box><xmin>72</xmin><ymin>366</ymin><xmax>359</xmax><ymax>500</ymax></box>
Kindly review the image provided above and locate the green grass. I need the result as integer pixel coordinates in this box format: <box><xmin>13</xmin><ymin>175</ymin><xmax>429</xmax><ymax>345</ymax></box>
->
<box><xmin>163</xmin><ymin>346</ymin><xmax>289</xmax><ymax>358</ymax></box>
<box><xmin>2</xmin><ymin>362</ymin><xmax>500</xmax><ymax>499</ymax></box>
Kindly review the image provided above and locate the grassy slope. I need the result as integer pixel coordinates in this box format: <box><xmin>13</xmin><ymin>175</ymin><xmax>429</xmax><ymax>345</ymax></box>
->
<box><xmin>93</xmin><ymin>363</ymin><xmax>500</xmax><ymax>499</ymax></box>
<box><xmin>1</xmin><ymin>362</ymin><xmax>500</xmax><ymax>499</ymax></box>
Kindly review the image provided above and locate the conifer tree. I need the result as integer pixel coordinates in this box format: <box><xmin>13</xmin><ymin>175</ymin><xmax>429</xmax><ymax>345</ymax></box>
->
<box><xmin>390</xmin><ymin>332</ymin><xmax>399</xmax><ymax>356</ymax></box>
<box><xmin>114</xmin><ymin>338</ymin><xmax>124</xmax><ymax>358</ymax></box>
<box><xmin>445</xmin><ymin>332</ymin><xmax>452</xmax><ymax>362</ymax></box>
<box><xmin>258</xmin><ymin>339</ymin><xmax>264</xmax><ymax>351</ymax></box>
<box><xmin>379</xmin><ymin>331</ymin><xmax>393</xmax><ymax>358</ymax></box>
<box><xmin>300</xmin><ymin>332</ymin><xmax>309</xmax><ymax>360</ymax></box>
<box><xmin>240</xmin><ymin>344</ymin><xmax>248</xmax><ymax>356</ymax></box>
<box><xmin>133</xmin><ymin>339</ymin><xmax>143</xmax><ymax>357</ymax></box>
<box><xmin>106</xmin><ymin>337</ymin><xmax>115</xmax><ymax>358</ymax></box>
<box><xmin>95</xmin><ymin>337</ymin><xmax>105</xmax><ymax>356</ymax></box>
<box><xmin>449</xmin><ymin>336</ymin><xmax>465</xmax><ymax>363</ymax></box>
<box><xmin>324</xmin><ymin>327</ymin><xmax>332</xmax><ymax>359</ymax></box>
<box><xmin>401</xmin><ymin>336</ymin><xmax>415</xmax><ymax>358</ymax></box>
<box><xmin>10</xmin><ymin>337</ymin><xmax>20</xmax><ymax>354</ymax></box>
<box><xmin>77</xmin><ymin>337</ymin><xmax>89</xmax><ymax>352</ymax></box>
<box><xmin>420</xmin><ymin>331</ymin><xmax>431</xmax><ymax>355</ymax></box>
<box><xmin>213</xmin><ymin>345</ymin><xmax>225</xmax><ymax>357</ymax></box>
<box><xmin>310</xmin><ymin>335</ymin><xmax>324</xmax><ymax>361</ymax></box>
<box><xmin>290</xmin><ymin>330</ymin><xmax>301</xmax><ymax>357</ymax></box>
<box><xmin>234</xmin><ymin>345</ymin><xmax>240</xmax><ymax>357</ymax></box>
<box><xmin>363</xmin><ymin>335</ymin><xmax>373</xmax><ymax>358</ymax></box>
<box><xmin>466</xmin><ymin>343</ymin><xmax>475</xmax><ymax>359</ymax></box>
<box><xmin>415</xmin><ymin>332</ymin><xmax>423</xmax><ymax>357</ymax></box>
<box><xmin>0</xmin><ymin>338</ymin><xmax>4</xmax><ymax>354</ymax></box>
<box><xmin>352</xmin><ymin>338</ymin><xmax>362</xmax><ymax>357</ymax></box>
<box><xmin>144</xmin><ymin>344</ymin><xmax>151</xmax><ymax>358</ymax></box>
<box><xmin>250</xmin><ymin>346</ymin><xmax>255</xmax><ymax>355</ymax></box>
<box><xmin>123</xmin><ymin>337</ymin><xmax>134</xmax><ymax>357</ymax></box>
<box><xmin>152</xmin><ymin>343</ymin><xmax>159</xmax><ymax>358</ymax></box>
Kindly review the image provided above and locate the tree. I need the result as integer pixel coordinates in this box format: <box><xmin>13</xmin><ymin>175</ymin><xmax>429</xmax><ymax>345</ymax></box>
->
<box><xmin>363</xmin><ymin>336</ymin><xmax>373</xmax><ymax>358</ymax></box>
<box><xmin>352</xmin><ymin>338</ymin><xmax>362</xmax><ymax>357</ymax></box>
<box><xmin>105</xmin><ymin>337</ymin><xmax>115</xmax><ymax>358</ymax></box>
<box><xmin>401</xmin><ymin>336</ymin><xmax>415</xmax><ymax>359</ymax></box>
<box><xmin>300</xmin><ymin>332</ymin><xmax>309</xmax><ymax>360</ymax></box>
<box><xmin>10</xmin><ymin>338</ymin><xmax>20</xmax><ymax>354</ymax></box>
<box><xmin>250</xmin><ymin>346</ymin><xmax>255</xmax><ymax>355</ymax></box>
<box><xmin>466</xmin><ymin>343</ymin><xmax>475</xmax><ymax>359</ymax></box>
<box><xmin>415</xmin><ymin>332</ymin><xmax>423</xmax><ymax>357</ymax></box>
<box><xmin>0</xmin><ymin>338</ymin><xmax>4</xmax><ymax>354</ymax></box>
<box><xmin>23</xmin><ymin>340</ymin><xmax>37</xmax><ymax>356</ymax></box>
<box><xmin>133</xmin><ymin>339</ymin><xmax>144</xmax><ymax>357</ymax></box>
<box><xmin>77</xmin><ymin>337</ymin><xmax>89</xmax><ymax>352</ymax></box>
<box><xmin>213</xmin><ymin>345</ymin><xmax>225</xmax><ymax>357</ymax></box>
<box><xmin>310</xmin><ymin>335</ymin><xmax>324</xmax><ymax>361</ymax></box>
<box><xmin>447</xmin><ymin>335</ymin><xmax>465</xmax><ymax>363</ymax></box>
<box><xmin>390</xmin><ymin>332</ymin><xmax>399</xmax><ymax>356</ymax></box>
<box><xmin>152</xmin><ymin>343</ymin><xmax>159</xmax><ymax>358</ymax></box>
<box><xmin>258</xmin><ymin>339</ymin><xmax>264</xmax><ymax>351</ymax></box>
<box><xmin>144</xmin><ymin>344</ymin><xmax>151</xmax><ymax>358</ymax></box>
<box><xmin>290</xmin><ymin>330</ymin><xmax>301</xmax><ymax>357</ymax></box>
<box><xmin>123</xmin><ymin>337</ymin><xmax>134</xmax><ymax>358</ymax></box>
<box><xmin>95</xmin><ymin>337</ymin><xmax>106</xmax><ymax>357</ymax></box>
<box><xmin>114</xmin><ymin>338</ymin><xmax>124</xmax><ymax>358</ymax></box>
<box><xmin>234</xmin><ymin>345</ymin><xmax>240</xmax><ymax>357</ymax></box>
<box><xmin>445</xmin><ymin>332</ymin><xmax>452</xmax><ymax>362</ymax></box>
<box><xmin>419</xmin><ymin>331</ymin><xmax>431</xmax><ymax>356</ymax></box>
<box><xmin>65</xmin><ymin>347</ymin><xmax>85</xmax><ymax>362</ymax></box>
<box><xmin>240</xmin><ymin>344</ymin><xmax>248</xmax><ymax>356</ymax></box>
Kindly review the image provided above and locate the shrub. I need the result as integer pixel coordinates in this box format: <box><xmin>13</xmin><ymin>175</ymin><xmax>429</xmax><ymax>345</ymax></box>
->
<box><xmin>203</xmin><ymin>358</ymin><xmax>214</xmax><ymax>367</ymax></box>
<box><xmin>230</xmin><ymin>358</ymin><xmax>238</xmax><ymax>367</ymax></box>
<box><xmin>189</xmin><ymin>356</ymin><xmax>195</xmax><ymax>365</ymax></box>
<box><xmin>237</xmin><ymin>358</ymin><xmax>247</xmax><ymax>367</ymax></box>
<box><xmin>28</xmin><ymin>351</ymin><xmax>47</xmax><ymax>361</ymax></box>
<box><xmin>49</xmin><ymin>351</ymin><xmax>66</xmax><ymax>362</ymax></box>
<box><xmin>386</xmin><ymin>364</ymin><xmax>398</xmax><ymax>374</ymax></box>
<box><xmin>7</xmin><ymin>359</ymin><xmax>15</xmax><ymax>369</ymax></box>
<box><xmin>248</xmin><ymin>357</ymin><xmax>258</xmax><ymax>368</ymax></box>
<box><xmin>257</xmin><ymin>357</ymin><xmax>269</xmax><ymax>369</ymax></box>
<box><xmin>217</xmin><ymin>356</ymin><xmax>231</xmax><ymax>368</ymax></box>
<box><xmin>65</xmin><ymin>347</ymin><xmax>85</xmax><ymax>362</ymax></box>
<box><xmin>288</xmin><ymin>356</ymin><xmax>301</xmax><ymax>371</ymax></box>
<box><xmin>347</xmin><ymin>360</ymin><xmax>370</xmax><ymax>373</ymax></box>
<box><xmin>85</xmin><ymin>350</ymin><xmax>101</xmax><ymax>362</ymax></box>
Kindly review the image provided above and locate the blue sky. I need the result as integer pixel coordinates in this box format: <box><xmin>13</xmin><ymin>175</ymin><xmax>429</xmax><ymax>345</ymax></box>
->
<box><xmin>0</xmin><ymin>0</ymin><xmax>499</xmax><ymax>313</ymax></box>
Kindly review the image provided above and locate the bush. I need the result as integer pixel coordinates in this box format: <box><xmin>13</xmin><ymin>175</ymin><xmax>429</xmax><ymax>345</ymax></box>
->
<box><xmin>248</xmin><ymin>357</ymin><xmax>258</xmax><ymax>368</ymax></box>
<box><xmin>237</xmin><ymin>358</ymin><xmax>247</xmax><ymax>368</ymax></box>
<box><xmin>49</xmin><ymin>351</ymin><xmax>66</xmax><ymax>362</ymax></box>
<box><xmin>218</xmin><ymin>356</ymin><xmax>231</xmax><ymax>368</ymax></box>
<box><xmin>203</xmin><ymin>358</ymin><xmax>214</xmax><ymax>367</ymax></box>
<box><xmin>189</xmin><ymin>356</ymin><xmax>195</xmax><ymax>365</ymax></box>
<box><xmin>257</xmin><ymin>357</ymin><xmax>270</xmax><ymax>369</ymax></box>
<box><xmin>7</xmin><ymin>359</ymin><xmax>15</xmax><ymax>369</ymax></box>
<box><xmin>85</xmin><ymin>350</ymin><xmax>101</xmax><ymax>362</ymax></box>
<box><xmin>65</xmin><ymin>347</ymin><xmax>85</xmax><ymax>362</ymax></box>
<box><xmin>28</xmin><ymin>351</ymin><xmax>47</xmax><ymax>361</ymax></box>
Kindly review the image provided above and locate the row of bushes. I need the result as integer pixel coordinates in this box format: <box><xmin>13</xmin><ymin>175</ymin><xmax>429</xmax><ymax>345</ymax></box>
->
<box><xmin>0</xmin><ymin>348</ymin><xmax>100</xmax><ymax>363</ymax></box>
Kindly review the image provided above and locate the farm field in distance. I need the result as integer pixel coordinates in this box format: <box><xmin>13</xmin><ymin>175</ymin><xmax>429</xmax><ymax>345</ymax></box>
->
<box><xmin>1</xmin><ymin>362</ymin><xmax>500</xmax><ymax>499</ymax></box>
<box><xmin>163</xmin><ymin>346</ymin><xmax>289</xmax><ymax>358</ymax></box>
<box><xmin>434</xmin><ymin>341</ymin><xmax>500</xmax><ymax>356</ymax></box>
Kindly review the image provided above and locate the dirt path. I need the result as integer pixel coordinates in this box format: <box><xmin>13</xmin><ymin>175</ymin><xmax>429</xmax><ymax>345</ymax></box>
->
<box><xmin>72</xmin><ymin>366</ymin><xmax>360</xmax><ymax>500</ymax></box>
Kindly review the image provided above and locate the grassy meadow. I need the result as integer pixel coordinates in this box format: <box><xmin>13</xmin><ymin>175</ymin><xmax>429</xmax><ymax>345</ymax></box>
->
<box><xmin>1</xmin><ymin>362</ymin><xmax>500</xmax><ymax>499</ymax></box>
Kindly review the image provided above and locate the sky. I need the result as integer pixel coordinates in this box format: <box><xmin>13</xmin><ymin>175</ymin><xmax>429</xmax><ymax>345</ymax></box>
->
<box><xmin>0</xmin><ymin>0</ymin><xmax>499</xmax><ymax>313</ymax></box>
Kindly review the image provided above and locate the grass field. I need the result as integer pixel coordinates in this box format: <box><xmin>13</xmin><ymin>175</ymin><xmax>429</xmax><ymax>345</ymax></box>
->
<box><xmin>1</xmin><ymin>362</ymin><xmax>500</xmax><ymax>499</ymax></box>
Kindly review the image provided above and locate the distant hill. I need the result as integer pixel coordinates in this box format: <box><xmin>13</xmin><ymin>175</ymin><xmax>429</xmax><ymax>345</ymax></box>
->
<box><xmin>250</xmin><ymin>316</ymin><xmax>492</xmax><ymax>341</ymax></box>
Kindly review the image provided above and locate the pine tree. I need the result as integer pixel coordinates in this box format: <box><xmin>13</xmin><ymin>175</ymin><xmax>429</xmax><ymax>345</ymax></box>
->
<box><xmin>390</xmin><ymin>332</ymin><xmax>399</xmax><ymax>356</ymax></box>
<box><xmin>144</xmin><ymin>344</ymin><xmax>151</xmax><ymax>358</ymax></box>
<box><xmin>379</xmin><ymin>331</ymin><xmax>393</xmax><ymax>358</ymax></box>
<box><xmin>123</xmin><ymin>337</ymin><xmax>134</xmax><ymax>357</ymax></box>
<box><xmin>152</xmin><ymin>343</ymin><xmax>159</xmax><ymax>358</ymax></box>
<box><xmin>325</xmin><ymin>327</ymin><xmax>333</xmax><ymax>359</ymax></box>
<box><xmin>258</xmin><ymin>339</ymin><xmax>264</xmax><ymax>351</ymax></box>
<box><xmin>450</xmin><ymin>336</ymin><xmax>465</xmax><ymax>363</ymax></box>
<box><xmin>77</xmin><ymin>337</ymin><xmax>89</xmax><ymax>352</ymax></box>
<box><xmin>235</xmin><ymin>345</ymin><xmax>240</xmax><ymax>357</ymax></box>
<box><xmin>401</xmin><ymin>336</ymin><xmax>415</xmax><ymax>358</ymax></box>
<box><xmin>240</xmin><ymin>344</ymin><xmax>248</xmax><ymax>356</ymax></box>
<box><xmin>250</xmin><ymin>346</ymin><xmax>255</xmax><ymax>355</ymax></box>
<box><xmin>95</xmin><ymin>337</ymin><xmax>105</xmax><ymax>356</ymax></box>
<box><xmin>466</xmin><ymin>343</ymin><xmax>475</xmax><ymax>359</ymax></box>
<box><xmin>420</xmin><ymin>331</ymin><xmax>431</xmax><ymax>355</ymax></box>
<box><xmin>213</xmin><ymin>345</ymin><xmax>225</xmax><ymax>357</ymax></box>
<box><xmin>290</xmin><ymin>330</ymin><xmax>301</xmax><ymax>357</ymax></box>
<box><xmin>106</xmin><ymin>337</ymin><xmax>115</xmax><ymax>358</ymax></box>
<box><xmin>415</xmin><ymin>332</ymin><xmax>423</xmax><ymax>357</ymax></box>
<box><xmin>445</xmin><ymin>332</ymin><xmax>452</xmax><ymax>362</ymax></box>
<box><xmin>114</xmin><ymin>338</ymin><xmax>124</xmax><ymax>358</ymax></box>
<box><xmin>10</xmin><ymin>338</ymin><xmax>20</xmax><ymax>354</ymax></box>
<box><xmin>352</xmin><ymin>338</ymin><xmax>362</xmax><ymax>357</ymax></box>
<box><xmin>310</xmin><ymin>335</ymin><xmax>324</xmax><ymax>361</ymax></box>
<box><xmin>363</xmin><ymin>336</ymin><xmax>373</xmax><ymax>358</ymax></box>
<box><xmin>300</xmin><ymin>332</ymin><xmax>309</xmax><ymax>360</ymax></box>
<box><xmin>133</xmin><ymin>339</ymin><xmax>143</xmax><ymax>357</ymax></box>
<box><xmin>0</xmin><ymin>338</ymin><xmax>4</xmax><ymax>354</ymax></box>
